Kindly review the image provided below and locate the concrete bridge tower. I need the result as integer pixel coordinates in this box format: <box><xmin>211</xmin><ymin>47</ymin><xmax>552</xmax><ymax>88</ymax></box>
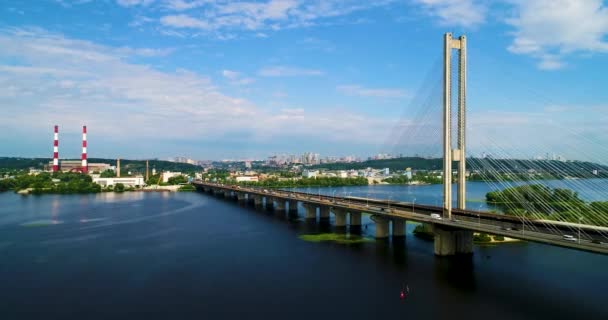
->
<box><xmin>435</xmin><ymin>33</ymin><xmax>472</xmax><ymax>256</ymax></box>
<box><xmin>443</xmin><ymin>32</ymin><xmax>467</xmax><ymax>218</ymax></box>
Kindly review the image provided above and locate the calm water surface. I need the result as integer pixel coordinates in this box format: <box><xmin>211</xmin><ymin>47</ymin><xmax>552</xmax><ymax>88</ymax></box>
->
<box><xmin>0</xmin><ymin>184</ymin><xmax>607</xmax><ymax>319</ymax></box>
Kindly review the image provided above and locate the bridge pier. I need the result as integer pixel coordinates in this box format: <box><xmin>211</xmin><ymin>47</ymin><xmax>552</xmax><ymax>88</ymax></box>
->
<box><xmin>246</xmin><ymin>194</ymin><xmax>255</xmax><ymax>206</ymax></box>
<box><xmin>288</xmin><ymin>200</ymin><xmax>298</xmax><ymax>214</ymax></box>
<box><xmin>319</xmin><ymin>206</ymin><xmax>330</xmax><ymax>222</ymax></box>
<box><xmin>253</xmin><ymin>195</ymin><xmax>263</xmax><ymax>207</ymax></box>
<box><xmin>332</xmin><ymin>208</ymin><xmax>347</xmax><ymax>231</ymax></box>
<box><xmin>372</xmin><ymin>215</ymin><xmax>389</xmax><ymax>239</ymax></box>
<box><xmin>433</xmin><ymin>224</ymin><xmax>473</xmax><ymax>256</ymax></box>
<box><xmin>274</xmin><ymin>198</ymin><xmax>286</xmax><ymax>213</ymax></box>
<box><xmin>214</xmin><ymin>189</ymin><xmax>224</xmax><ymax>198</ymax></box>
<box><xmin>303</xmin><ymin>204</ymin><xmax>316</xmax><ymax>220</ymax></box>
<box><xmin>264</xmin><ymin>197</ymin><xmax>274</xmax><ymax>211</ymax></box>
<box><xmin>392</xmin><ymin>219</ymin><xmax>406</xmax><ymax>238</ymax></box>
<box><xmin>350</xmin><ymin>212</ymin><xmax>362</xmax><ymax>233</ymax></box>
<box><xmin>237</xmin><ymin>192</ymin><xmax>247</xmax><ymax>202</ymax></box>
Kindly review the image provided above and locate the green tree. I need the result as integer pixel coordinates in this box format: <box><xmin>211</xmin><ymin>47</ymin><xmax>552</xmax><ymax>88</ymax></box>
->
<box><xmin>100</xmin><ymin>170</ymin><xmax>116</xmax><ymax>178</ymax></box>
<box><xmin>114</xmin><ymin>183</ymin><xmax>125</xmax><ymax>193</ymax></box>
<box><xmin>167</xmin><ymin>175</ymin><xmax>188</xmax><ymax>185</ymax></box>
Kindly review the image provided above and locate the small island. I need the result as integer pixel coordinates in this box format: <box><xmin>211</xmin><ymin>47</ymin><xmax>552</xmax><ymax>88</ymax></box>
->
<box><xmin>486</xmin><ymin>184</ymin><xmax>608</xmax><ymax>227</ymax></box>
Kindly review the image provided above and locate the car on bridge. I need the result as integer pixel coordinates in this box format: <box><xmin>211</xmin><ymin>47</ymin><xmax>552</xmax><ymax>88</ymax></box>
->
<box><xmin>430</xmin><ymin>213</ymin><xmax>442</xmax><ymax>220</ymax></box>
<box><xmin>562</xmin><ymin>235</ymin><xmax>577</xmax><ymax>242</ymax></box>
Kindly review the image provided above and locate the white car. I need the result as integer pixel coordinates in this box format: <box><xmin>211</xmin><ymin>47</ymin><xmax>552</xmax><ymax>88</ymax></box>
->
<box><xmin>430</xmin><ymin>213</ymin><xmax>442</xmax><ymax>220</ymax></box>
<box><xmin>562</xmin><ymin>235</ymin><xmax>577</xmax><ymax>242</ymax></box>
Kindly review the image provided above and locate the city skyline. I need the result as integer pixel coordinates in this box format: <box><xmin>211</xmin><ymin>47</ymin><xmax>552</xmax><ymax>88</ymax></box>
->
<box><xmin>1</xmin><ymin>1</ymin><xmax>608</xmax><ymax>161</ymax></box>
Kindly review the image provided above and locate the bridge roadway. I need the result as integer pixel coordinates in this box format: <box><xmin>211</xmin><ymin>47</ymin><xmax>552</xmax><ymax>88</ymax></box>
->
<box><xmin>193</xmin><ymin>181</ymin><xmax>608</xmax><ymax>256</ymax></box>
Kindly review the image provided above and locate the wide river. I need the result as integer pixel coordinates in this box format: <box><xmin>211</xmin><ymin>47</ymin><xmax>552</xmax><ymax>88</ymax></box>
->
<box><xmin>1</xmin><ymin>181</ymin><xmax>607</xmax><ymax>319</ymax></box>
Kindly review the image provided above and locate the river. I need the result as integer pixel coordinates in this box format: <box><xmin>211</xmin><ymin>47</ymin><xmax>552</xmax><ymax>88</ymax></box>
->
<box><xmin>0</xmin><ymin>182</ymin><xmax>607</xmax><ymax>319</ymax></box>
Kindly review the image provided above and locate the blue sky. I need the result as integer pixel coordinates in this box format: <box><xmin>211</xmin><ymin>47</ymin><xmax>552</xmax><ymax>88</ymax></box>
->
<box><xmin>1</xmin><ymin>0</ymin><xmax>607</xmax><ymax>161</ymax></box>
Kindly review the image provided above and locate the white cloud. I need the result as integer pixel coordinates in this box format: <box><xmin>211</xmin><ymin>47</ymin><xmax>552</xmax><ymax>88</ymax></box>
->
<box><xmin>258</xmin><ymin>66</ymin><xmax>324</xmax><ymax>77</ymax></box>
<box><xmin>117</xmin><ymin>0</ymin><xmax>154</xmax><ymax>7</ymax></box>
<box><xmin>507</xmin><ymin>0</ymin><xmax>608</xmax><ymax>70</ymax></box>
<box><xmin>163</xmin><ymin>0</ymin><xmax>209</xmax><ymax>11</ymax></box>
<box><xmin>157</xmin><ymin>0</ymin><xmax>396</xmax><ymax>36</ymax></box>
<box><xmin>161</xmin><ymin>14</ymin><xmax>210</xmax><ymax>29</ymax></box>
<box><xmin>337</xmin><ymin>85</ymin><xmax>408</xmax><ymax>98</ymax></box>
<box><xmin>221</xmin><ymin>69</ymin><xmax>255</xmax><ymax>85</ymax></box>
<box><xmin>413</xmin><ymin>0</ymin><xmax>486</xmax><ymax>28</ymax></box>
<box><xmin>0</xmin><ymin>28</ymin><xmax>398</xmax><ymax>156</ymax></box>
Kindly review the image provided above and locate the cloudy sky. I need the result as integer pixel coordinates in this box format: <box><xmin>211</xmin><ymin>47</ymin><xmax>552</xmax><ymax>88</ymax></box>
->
<box><xmin>1</xmin><ymin>0</ymin><xmax>607</xmax><ymax>161</ymax></box>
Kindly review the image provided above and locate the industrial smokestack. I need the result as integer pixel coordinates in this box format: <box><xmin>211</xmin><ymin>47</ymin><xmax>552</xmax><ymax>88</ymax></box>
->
<box><xmin>146</xmin><ymin>160</ymin><xmax>149</xmax><ymax>181</ymax></box>
<box><xmin>81</xmin><ymin>125</ymin><xmax>88</xmax><ymax>173</ymax></box>
<box><xmin>117</xmin><ymin>158</ymin><xmax>121</xmax><ymax>177</ymax></box>
<box><xmin>52</xmin><ymin>125</ymin><xmax>59</xmax><ymax>172</ymax></box>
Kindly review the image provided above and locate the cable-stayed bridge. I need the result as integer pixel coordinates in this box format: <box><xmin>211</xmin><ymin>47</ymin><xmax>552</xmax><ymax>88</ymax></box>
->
<box><xmin>194</xmin><ymin>33</ymin><xmax>608</xmax><ymax>256</ymax></box>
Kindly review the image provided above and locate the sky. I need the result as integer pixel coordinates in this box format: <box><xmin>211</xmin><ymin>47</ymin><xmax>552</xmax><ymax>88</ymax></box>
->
<box><xmin>1</xmin><ymin>0</ymin><xmax>607</xmax><ymax>161</ymax></box>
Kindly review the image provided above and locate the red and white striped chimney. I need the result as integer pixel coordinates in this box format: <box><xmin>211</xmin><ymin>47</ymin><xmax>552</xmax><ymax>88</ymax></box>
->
<box><xmin>52</xmin><ymin>125</ymin><xmax>59</xmax><ymax>172</ymax></box>
<box><xmin>81</xmin><ymin>125</ymin><xmax>88</xmax><ymax>173</ymax></box>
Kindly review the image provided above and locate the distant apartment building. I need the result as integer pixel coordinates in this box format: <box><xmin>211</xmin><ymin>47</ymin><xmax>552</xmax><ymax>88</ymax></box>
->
<box><xmin>404</xmin><ymin>167</ymin><xmax>413</xmax><ymax>179</ymax></box>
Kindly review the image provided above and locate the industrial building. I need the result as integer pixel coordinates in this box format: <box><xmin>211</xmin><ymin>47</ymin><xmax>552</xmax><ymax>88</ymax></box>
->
<box><xmin>92</xmin><ymin>176</ymin><xmax>145</xmax><ymax>187</ymax></box>
<box><xmin>47</xmin><ymin>160</ymin><xmax>110</xmax><ymax>173</ymax></box>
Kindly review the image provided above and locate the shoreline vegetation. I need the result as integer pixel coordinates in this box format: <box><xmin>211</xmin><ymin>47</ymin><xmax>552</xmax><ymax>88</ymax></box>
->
<box><xmin>0</xmin><ymin>172</ymin><xmax>195</xmax><ymax>195</ymax></box>
<box><xmin>486</xmin><ymin>184</ymin><xmax>608</xmax><ymax>227</ymax></box>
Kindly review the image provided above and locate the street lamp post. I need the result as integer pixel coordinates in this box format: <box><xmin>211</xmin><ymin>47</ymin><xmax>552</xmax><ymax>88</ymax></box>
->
<box><xmin>522</xmin><ymin>210</ymin><xmax>526</xmax><ymax>236</ymax></box>
<box><xmin>412</xmin><ymin>198</ymin><xmax>416</xmax><ymax>214</ymax></box>
<box><xmin>578</xmin><ymin>216</ymin><xmax>583</xmax><ymax>244</ymax></box>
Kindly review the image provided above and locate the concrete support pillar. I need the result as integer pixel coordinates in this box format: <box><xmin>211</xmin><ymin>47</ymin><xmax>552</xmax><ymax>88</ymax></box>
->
<box><xmin>373</xmin><ymin>215</ymin><xmax>389</xmax><ymax>239</ymax></box>
<box><xmin>350</xmin><ymin>212</ymin><xmax>362</xmax><ymax>226</ymax></box>
<box><xmin>253</xmin><ymin>195</ymin><xmax>263</xmax><ymax>207</ymax></box>
<box><xmin>333</xmin><ymin>208</ymin><xmax>347</xmax><ymax>228</ymax></box>
<box><xmin>319</xmin><ymin>206</ymin><xmax>330</xmax><ymax>221</ymax></box>
<box><xmin>304</xmin><ymin>204</ymin><xmax>316</xmax><ymax>220</ymax></box>
<box><xmin>274</xmin><ymin>198</ymin><xmax>286</xmax><ymax>212</ymax></box>
<box><xmin>433</xmin><ymin>225</ymin><xmax>473</xmax><ymax>256</ymax></box>
<box><xmin>264</xmin><ymin>197</ymin><xmax>274</xmax><ymax>211</ymax></box>
<box><xmin>237</xmin><ymin>192</ymin><xmax>247</xmax><ymax>202</ymax></box>
<box><xmin>392</xmin><ymin>219</ymin><xmax>406</xmax><ymax>238</ymax></box>
<box><xmin>288</xmin><ymin>200</ymin><xmax>298</xmax><ymax>213</ymax></box>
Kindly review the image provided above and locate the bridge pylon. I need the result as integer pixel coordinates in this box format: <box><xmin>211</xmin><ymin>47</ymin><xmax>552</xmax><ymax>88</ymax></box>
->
<box><xmin>443</xmin><ymin>33</ymin><xmax>467</xmax><ymax>219</ymax></box>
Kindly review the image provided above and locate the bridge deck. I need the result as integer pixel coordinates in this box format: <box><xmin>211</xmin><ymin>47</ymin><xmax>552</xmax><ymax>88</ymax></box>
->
<box><xmin>193</xmin><ymin>181</ymin><xmax>608</xmax><ymax>255</ymax></box>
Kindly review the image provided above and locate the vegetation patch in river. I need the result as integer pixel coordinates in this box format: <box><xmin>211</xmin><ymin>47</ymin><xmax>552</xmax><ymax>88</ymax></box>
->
<box><xmin>21</xmin><ymin>220</ymin><xmax>64</xmax><ymax>227</ymax></box>
<box><xmin>299</xmin><ymin>233</ymin><xmax>372</xmax><ymax>244</ymax></box>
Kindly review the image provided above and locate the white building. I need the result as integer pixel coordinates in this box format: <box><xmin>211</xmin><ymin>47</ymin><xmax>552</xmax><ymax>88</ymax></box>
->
<box><xmin>162</xmin><ymin>171</ymin><xmax>183</xmax><ymax>183</ymax></box>
<box><xmin>338</xmin><ymin>170</ymin><xmax>348</xmax><ymax>178</ymax></box>
<box><xmin>236</xmin><ymin>176</ymin><xmax>259</xmax><ymax>182</ymax></box>
<box><xmin>404</xmin><ymin>168</ymin><xmax>412</xmax><ymax>179</ymax></box>
<box><xmin>302</xmin><ymin>169</ymin><xmax>318</xmax><ymax>178</ymax></box>
<box><xmin>93</xmin><ymin>176</ymin><xmax>145</xmax><ymax>187</ymax></box>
